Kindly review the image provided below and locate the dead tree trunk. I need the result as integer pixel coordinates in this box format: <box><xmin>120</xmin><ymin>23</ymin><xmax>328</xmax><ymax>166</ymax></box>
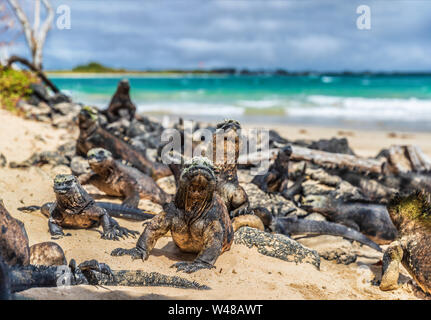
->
<box><xmin>240</xmin><ymin>146</ymin><xmax>385</xmax><ymax>175</ymax></box>
<box><xmin>290</xmin><ymin>145</ymin><xmax>385</xmax><ymax>174</ymax></box>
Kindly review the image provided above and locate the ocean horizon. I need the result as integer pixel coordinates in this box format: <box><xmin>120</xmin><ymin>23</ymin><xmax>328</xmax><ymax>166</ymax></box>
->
<box><xmin>50</xmin><ymin>74</ymin><xmax>431</xmax><ymax>132</ymax></box>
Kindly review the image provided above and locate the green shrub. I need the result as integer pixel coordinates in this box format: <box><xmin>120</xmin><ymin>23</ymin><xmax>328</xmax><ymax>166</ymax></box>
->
<box><xmin>72</xmin><ymin>62</ymin><xmax>125</xmax><ymax>73</ymax></box>
<box><xmin>0</xmin><ymin>67</ymin><xmax>37</xmax><ymax>113</ymax></box>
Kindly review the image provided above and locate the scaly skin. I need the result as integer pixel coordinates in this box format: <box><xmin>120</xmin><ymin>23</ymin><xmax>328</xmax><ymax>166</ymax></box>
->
<box><xmin>302</xmin><ymin>195</ymin><xmax>397</xmax><ymax>244</ymax></box>
<box><xmin>251</xmin><ymin>145</ymin><xmax>293</xmax><ymax>199</ymax></box>
<box><xmin>212</xmin><ymin>120</ymin><xmax>249</xmax><ymax>217</ymax></box>
<box><xmin>112</xmin><ymin>157</ymin><xmax>234</xmax><ymax>273</ymax></box>
<box><xmin>380</xmin><ymin>191</ymin><xmax>431</xmax><ymax>294</ymax></box>
<box><xmin>0</xmin><ymin>202</ymin><xmax>207</xmax><ymax>296</ymax></box>
<box><xmin>76</xmin><ymin>106</ymin><xmax>171</xmax><ymax>180</ymax></box>
<box><xmin>249</xmin><ymin>207</ymin><xmax>381</xmax><ymax>251</ymax></box>
<box><xmin>335</xmin><ymin>171</ymin><xmax>398</xmax><ymax>204</ymax></box>
<box><xmin>6</xmin><ymin>259</ymin><xmax>209</xmax><ymax>294</ymax></box>
<box><xmin>46</xmin><ymin>174</ymin><xmax>138</xmax><ymax>240</ymax></box>
<box><xmin>104</xmin><ymin>79</ymin><xmax>136</xmax><ymax>122</ymax></box>
<box><xmin>80</xmin><ymin>148</ymin><xmax>171</xmax><ymax>207</ymax></box>
<box><xmin>19</xmin><ymin>201</ymin><xmax>156</xmax><ymax>222</ymax></box>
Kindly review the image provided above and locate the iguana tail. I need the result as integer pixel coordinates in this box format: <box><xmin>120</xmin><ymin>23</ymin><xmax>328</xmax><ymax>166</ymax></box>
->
<box><xmin>17</xmin><ymin>203</ymin><xmax>51</xmax><ymax>217</ymax></box>
<box><xmin>18</xmin><ymin>202</ymin><xmax>157</xmax><ymax>221</ymax></box>
<box><xmin>275</xmin><ymin>217</ymin><xmax>382</xmax><ymax>252</ymax></box>
<box><xmin>0</xmin><ymin>258</ymin><xmax>11</xmax><ymax>300</ymax></box>
<box><xmin>98</xmin><ymin>270</ymin><xmax>210</xmax><ymax>290</ymax></box>
<box><xmin>9</xmin><ymin>265</ymin><xmax>210</xmax><ymax>293</ymax></box>
<box><xmin>96</xmin><ymin>202</ymin><xmax>157</xmax><ymax>221</ymax></box>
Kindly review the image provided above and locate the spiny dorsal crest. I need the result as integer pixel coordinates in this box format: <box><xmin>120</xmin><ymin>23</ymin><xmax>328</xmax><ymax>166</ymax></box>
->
<box><xmin>81</xmin><ymin>106</ymin><xmax>99</xmax><ymax>120</ymax></box>
<box><xmin>217</xmin><ymin>119</ymin><xmax>241</xmax><ymax>130</ymax></box>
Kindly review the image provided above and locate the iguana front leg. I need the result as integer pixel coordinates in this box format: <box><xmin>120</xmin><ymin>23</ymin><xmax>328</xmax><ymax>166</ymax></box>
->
<box><xmin>172</xmin><ymin>221</ymin><xmax>223</xmax><ymax>273</ymax></box>
<box><xmin>229</xmin><ymin>186</ymin><xmax>249</xmax><ymax>218</ymax></box>
<box><xmin>48</xmin><ymin>206</ymin><xmax>71</xmax><ymax>239</ymax></box>
<box><xmin>122</xmin><ymin>185</ymin><xmax>141</xmax><ymax>208</ymax></box>
<box><xmin>48</xmin><ymin>217</ymin><xmax>66</xmax><ymax>239</ymax></box>
<box><xmin>380</xmin><ymin>240</ymin><xmax>404</xmax><ymax>291</ymax></box>
<box><xmin>111</xmin><ymin>204</ymin><xmax>174</xmax><ymax>260</ymax></box>
<box><xmin>95</xmin><ymin>208</ymin><xmax>138</xmax><ymax>240</ymax></box>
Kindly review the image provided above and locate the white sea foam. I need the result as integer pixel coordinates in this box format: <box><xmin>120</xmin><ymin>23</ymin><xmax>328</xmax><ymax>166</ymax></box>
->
<box><xmin>137</xmin><ymin>102</ymin><xmax>244</xmax><ymax>116</ymax></box>
<box><xmin>71</xmin><ymin>90</ymin><xmax>431</xmax><ymax>124</ymax></box>
<box><xmin>291</xmin><ymin>95</ymin><xmax>431</xmax><ymax>122</ymax></box>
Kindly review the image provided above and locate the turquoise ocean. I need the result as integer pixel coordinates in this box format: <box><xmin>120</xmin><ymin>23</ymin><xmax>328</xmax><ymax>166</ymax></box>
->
<box><xmin>50</xmin><ymin>74</ymin><xmax>431</xmax><ymax>131</ymax></box>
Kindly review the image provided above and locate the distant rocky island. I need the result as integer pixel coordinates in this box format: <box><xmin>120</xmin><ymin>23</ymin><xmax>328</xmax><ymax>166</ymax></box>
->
<box><xmin>46</xmin><ymin>62</ymin><xmax>431</xmax><ymax>76</ymax></box>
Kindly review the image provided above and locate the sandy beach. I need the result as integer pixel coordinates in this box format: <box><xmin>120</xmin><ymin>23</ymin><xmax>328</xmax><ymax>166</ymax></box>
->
<box><xmin>1</xmin><ymin>109</ymin><xmax>430</xmax><ymax>300</ymax></box>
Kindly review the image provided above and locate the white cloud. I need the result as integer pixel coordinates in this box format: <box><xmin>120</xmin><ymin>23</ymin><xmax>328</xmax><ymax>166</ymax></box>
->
<box><xmin>4</xmin><ymin>0</ymin><xmax>428</xmax><ymax>71</ymax></box>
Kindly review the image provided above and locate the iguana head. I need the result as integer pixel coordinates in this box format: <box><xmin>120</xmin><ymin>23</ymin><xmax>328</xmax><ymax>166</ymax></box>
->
<box><xmin>53</xmin><ymin>174</ymin><xmax>81</xmax><ymax>195</ymax></box>
<box><xmin>78</xmin><ymin>106</ymin><xmax>99</xmax><ymax>130</ymax></box>
<box><xmin>275</xmin><ymin>145</ymin><xmax>292</xmax><ymax>171</ymax></box>
<box><xmin>53</xmin><ymin>174</ymin><xmax>92</xmax><ymax>210</ymax></box>
<box><xmin>216</xmin><ymin>119</ymin><xmax>241</xmax><ymax>132</ymax></box>
<box><xmin>176</xmin><ymin>157</ymin><xmax>216</xmax><ymax>216</ymax></box>
<box><xmin>387</xmin><ymin>190</ymin><xmax>431</xmax><ymax>231</ymax></box>
<box><xmin>118</xmin><ymin>79</ymin><xmax>130</xmax><ymax>93</ymax></box>
<box><xmin>87</xmin><ymin>148</ymin><xmax>113</xmax><ymax>171</ymax></box>
<box><xmin>302</xmin><ymin>195</ymin><xmax>332</xmax><ymax>213</ymax></box>
<box><xmin>213</xmin><ymin>119</ymin><xmax>241</xmax><ymax>171</ymax></box>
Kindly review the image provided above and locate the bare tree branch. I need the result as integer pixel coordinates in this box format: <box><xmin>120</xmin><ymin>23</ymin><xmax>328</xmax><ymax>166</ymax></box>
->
<box><xmin>7</xmin><ymin>55</ymin><xmax>60</xmax><ymax>93</ymax></box>
<box><xmin>34</xmin><ymin>0</ymin><xmax>54</xmax><ymax>68</ymax></box>
<box><xmin>33</xmin><ymin>0</ymin><xmax>40</xmax><ymax>32</ymax></box>
<box><xmin>7</xmin><ymin>0</ymin><xmax>34</xmax><ymax>55</ymax></box>
<box><xmin>7</xmin><ymin>0</ymin><xmax>54</xmax><ymax>69</ymax></box>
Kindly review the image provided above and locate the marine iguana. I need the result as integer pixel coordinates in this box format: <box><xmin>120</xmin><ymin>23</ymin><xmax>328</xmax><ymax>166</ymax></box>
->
<box><xmin>379</xmin><ymin>191</ymin><xmax>431</xmax><ymax>294</ymax></box>
<box><xmin>167</xmin><ymin>119</ymin><xmax>249</xmax><ymax>217</ymax></box>
<box><xmin>251</xmin><ymin>145</ymin><xmax>292</xmax><ymax>196</ymax></box>
<box><xmin>104</xmin><ymin>79</ymin><xmax>136</xmax><ymax>122</ymax></box>
<box><xmin>5</xmin><ymin>258</ymin><xmax>210</xmax><ymax>294</ymax></box>
<box><xmin>212</xmin><ymin>119</ymin><xmax>249</xmax><ymax>217</ymax></box>
<box><xmin>0</xmin><ymin>201</ymin><xmax>209</xmax><ymax>296</ymax></box>
<box><xmin>237</xmin><ymin>207</ymin><xmax>382</xmax><ymax>251</ymax></box>
<box><xmin>79</xmin><ymin>148</ymin><xmax>171</xmax><ymax>207</ymax></box>
<box><xmin>76</xmin><ymin>106</ymin><xmax>171</xmax><ymax>180</ymax></box>
<box><xmin>251</xmin><ymin>145</ymin><xmax>305</xmax><ymax>201</ymax></box>
<box><xmin>39</xmin><ymin>174</ymin><xmax>139</xmax><ymax>240</ymax></box>
<box><xmin>19</xmin><ymin>201</ymin><xmax>156</xmax><ymax>222</ymax></box>
<box><xmin>111</xmin><ymin>157</ymin><xmax>234</xmax><ymax>273</ymax></box>
<box><xmin>301</xmin><ymin>195</ymin><xmax>397</xmax><ymax>244</ymax></box>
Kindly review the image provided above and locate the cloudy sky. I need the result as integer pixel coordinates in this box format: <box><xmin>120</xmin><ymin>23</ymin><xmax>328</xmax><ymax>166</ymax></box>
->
<box><xmin>3</xmin><ymin>0</ymin><xmax>431</xmax><ymax>71</ymax></box>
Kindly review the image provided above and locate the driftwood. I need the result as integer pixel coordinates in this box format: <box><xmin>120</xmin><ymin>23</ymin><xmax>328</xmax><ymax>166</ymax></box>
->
<box><xmin>7</xmin><ymin>55</ymin><xmax>60</xmax><ymax>93</ymax></box>
<box><xmin>240</xmin><ymin>146</ymin><xmax>384</xmax><ymax>175</ymax></box>
<box><xmin>290</xmin><ymin>145</ymin><xmax>385</xmax><ymax>174</ymax></box>
<box><xmin>387</xmin><ymin>145</ymin><xmax>431</xmax><ymax>174</ymax></box>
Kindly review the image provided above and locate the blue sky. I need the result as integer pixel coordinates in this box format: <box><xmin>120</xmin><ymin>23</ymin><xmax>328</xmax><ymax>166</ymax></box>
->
<box><xmin>3</xmin><ymin>0</ymin><xmax>431</xmax><ymax>71</ymax></box>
